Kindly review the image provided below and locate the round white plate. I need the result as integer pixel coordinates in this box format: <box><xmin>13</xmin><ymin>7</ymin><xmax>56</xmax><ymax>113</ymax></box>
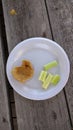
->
<box><xmin>6</xmin><ymin>37</ymin><xmax>70</xmax><ymax>100</ymax></box>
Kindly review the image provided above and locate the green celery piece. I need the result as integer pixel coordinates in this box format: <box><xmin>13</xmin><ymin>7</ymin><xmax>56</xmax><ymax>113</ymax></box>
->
<box><xmin>43</xmin><ymin>73</ymin><xmax>53</xmax><ymax>89</ymax></box>
<box><xmin>39</xmin><ymin>71</ymin><xmax>47</xmax><ymax>82</ymax></box>
<box><xmin>42</xmin><ymin>71</ymin><xmax>47</xmax><ymax>82</ymax></box>
<box><xmin>39</xmin><ymin>71</ymin><xmax>44</xmax><ymax>80</ymax></box>
<box><xmin>51</xmin><ymin>74</ymin><xmax>60</xmax><ymax>85</ymax></box>
<box><xmin>44</xmin><ymin>60</ymin><xmax>58</xmax><ymax>71</ymax></box>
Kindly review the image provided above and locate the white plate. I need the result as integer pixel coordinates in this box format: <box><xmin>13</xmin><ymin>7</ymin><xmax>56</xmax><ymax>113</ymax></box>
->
<box><xmin>6</xmin><ymin>37</ymin><xmax>70</xmax><ymax>100</ymax></box>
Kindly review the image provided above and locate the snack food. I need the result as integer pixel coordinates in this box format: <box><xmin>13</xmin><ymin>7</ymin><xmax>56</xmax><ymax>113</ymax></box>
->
<box><xmin>43</xmin><ymin>73</ymin><xmax>53</xmax><ymax>89</ymax></box>
<box><xmin>12</xmin><ymin>60</ymin><xmax>34</xmax><ymax>82</ymax></box>
<box><xmin>51</xmin><ymin>74</ymin><xmax>60</xmax><ymax>85</ymax></box>
<box><xmin>39</xmin><ymin>60</ymin><xmax>60</xmax><ymax>89</ymax></box>
<box><xmin>39</xmin><ymin>71</ymin><xmax>47</xmax><ymax>82</ymax></box>
<box><xmin>44</xmin><ymin>60</ymin><xmax>58</xmax><ymax>71</ymax></box>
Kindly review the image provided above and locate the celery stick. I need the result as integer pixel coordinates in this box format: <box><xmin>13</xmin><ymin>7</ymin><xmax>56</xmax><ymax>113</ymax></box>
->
<box><xmin>39</xmin><ymin>71</ymin><xmax>47</xmax><ymax>82</ymax></box>
<box><xmin>43</xmin><ymin>73</ymin><xmax>53</xmax><ymax>89</ymax></box>
<box><xmin>42</xmin><ymin>71</ymin><xmax>47</xmax><ymax>82</ymax></box>
<box><xmin>51</xmin><ymin>74</ymin><xmax>60</xmax><ymax>85</ymax></box>
<box><xmin>44</xmin><ymin>60</ymin><xmax>58</xmax><ymax>71</ymax></box>
<box><xmin>39</xmin><ymin>71</ymin><xmax>44</xmax><ymax>81</ymax></box>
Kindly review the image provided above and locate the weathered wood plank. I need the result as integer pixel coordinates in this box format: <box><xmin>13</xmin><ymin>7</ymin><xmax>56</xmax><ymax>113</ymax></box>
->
<box><xmin>2</xmin><ymin>0</ymin><xmax>72</xmax><ymax>130</ymax></box>
<box><xmin>0</xmin><ymin>25</ymin><xmax>12</xmax><ymax>130</ymax></box>
<box><xmin>2</xmin><ymin>0</ymin><xmax>51</xmax><ymax>51</ymax></box>
<box><xmin>45</xmin><ymin>0</ymin><xmax>73</xmax><ymax>126</ymax></box>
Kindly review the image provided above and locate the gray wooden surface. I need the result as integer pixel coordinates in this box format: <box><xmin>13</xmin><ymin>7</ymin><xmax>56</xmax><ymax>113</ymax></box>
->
<box><xmin>1</xmin><ymin>0</ymin><xmax>73</xmax><ymax>130</ymax></box>
<box><xmin>46</xmin><ymin>0</ymin><xmax>73</xmax><ymax>125</ymax></box>
<box><xmin>0</xmin><ymin>23</ymin><xmax>12</xmax><ymax>130</ymax></box>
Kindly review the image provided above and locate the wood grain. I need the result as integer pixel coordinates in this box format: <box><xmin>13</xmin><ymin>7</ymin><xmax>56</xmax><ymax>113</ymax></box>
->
<box><xmin>2</xmin><ymin>0</ymin><xmax>72</xmax><ymax>129</ymax></box>
<box><xmin>0</xmin><ymin>25</ymin><xmax>12</xmax><ymax>130</ymax></box>
<box><xmin>45</xmin><ymin>0</ymin><xmax>73</xmax><ymax>125</ymax></box>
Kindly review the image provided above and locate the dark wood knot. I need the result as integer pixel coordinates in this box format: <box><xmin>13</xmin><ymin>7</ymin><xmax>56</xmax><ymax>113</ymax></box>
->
<box><xmin>42</xmin><ymin>32</ymin><xmax>46</xmax><ymax>37</ymax></box>
<box><xmin>52</xmin><ymin>111</ymin><xmax>57</xmax><ymax>120</ymax></box>
<box><xmin>2</xmin><ymin>117</ymin><xmax>7</xmax><ymax>123</ymax></box>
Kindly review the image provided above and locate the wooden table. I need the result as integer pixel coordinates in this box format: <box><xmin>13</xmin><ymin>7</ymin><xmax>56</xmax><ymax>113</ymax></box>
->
<box><xmin>0</xmin><ymin>0</ymin><xmax>73</xmax><ymax>130</ymax></box>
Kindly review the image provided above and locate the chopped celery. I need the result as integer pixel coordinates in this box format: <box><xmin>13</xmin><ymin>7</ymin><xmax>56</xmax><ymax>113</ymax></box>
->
<box><xmin>39</xmin><ymin>71</ymin><xmax>47</xmax><ymax>82</ymax></box>
<box><xmin>43</xmin><ymin>73</ymin><xmax>53</xmax><ymax>89</ymax></box>
<box><xmin>51</xmin><ymin>74</ymin><xmax>60</xmax><ymax>85</ymax></box>
<box><xmin>44</xmin><ymin>60</ymin><xmax>58</xmax><ymax>71</ymax></box>
<box><xmin>42</xmin><ymin>71</ymin><xmax>47</xmax><ymax>82</ymax></box>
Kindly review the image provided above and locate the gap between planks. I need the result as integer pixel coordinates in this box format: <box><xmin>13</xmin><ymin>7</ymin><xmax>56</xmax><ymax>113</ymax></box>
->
<box><xmin>0</xmin><ymin>1</ymin><xmax>18</xmax><ymax>129</ymax></box>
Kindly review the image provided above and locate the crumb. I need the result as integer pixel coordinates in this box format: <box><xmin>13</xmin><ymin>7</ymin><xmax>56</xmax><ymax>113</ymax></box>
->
<box><xmin>12</xmin><ymin>60</ymin><xmax>34</xmax><ymax>83</ymax></box>
<box><xmin>10</xmin><ymin>9</ymin><xmax>17</xmax><ymax>15</ymax></box>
